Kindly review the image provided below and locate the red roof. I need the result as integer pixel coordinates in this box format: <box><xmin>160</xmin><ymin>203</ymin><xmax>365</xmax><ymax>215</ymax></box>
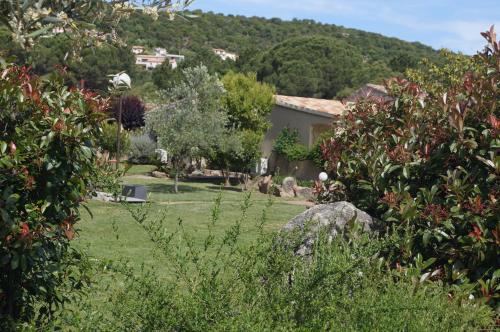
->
<box><xmin>276</xmin><ymin>95</ymin><xmax>345</xmax><ymax>118</ymax></box>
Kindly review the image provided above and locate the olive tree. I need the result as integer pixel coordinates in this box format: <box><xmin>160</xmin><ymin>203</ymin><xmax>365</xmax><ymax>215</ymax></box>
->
<box><xmin>0</xmin><ymin>0</ymin><xmax>193</xmax><ymax>49</ymax></box>
<box><xmin>146</xmin><ymin>65</ymin><xmax>227</xmax><ymax>192</ymax></box>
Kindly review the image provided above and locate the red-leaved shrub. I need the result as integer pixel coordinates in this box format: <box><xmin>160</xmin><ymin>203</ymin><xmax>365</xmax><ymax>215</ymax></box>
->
<box><xmin>319</xmin><ymin>28</ymin><xmax>499</xmax><ymax>303</ymax></box>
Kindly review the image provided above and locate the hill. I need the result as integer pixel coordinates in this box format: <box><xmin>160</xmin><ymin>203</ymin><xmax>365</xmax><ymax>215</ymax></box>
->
<box><xmin>119</xmin><ymin>10</ymin><xmax>443</xmax><ymax>98</ymax></box>
<box><xmin>0</xmin><ymin>10</ymin><xmax>444</xmax><ymax>97</ymax></box>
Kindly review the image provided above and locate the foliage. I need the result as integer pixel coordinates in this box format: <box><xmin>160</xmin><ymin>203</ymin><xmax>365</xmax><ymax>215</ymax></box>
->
<box><xmin>128</xmin><ymin>131</ymin><xmax>157</xmax><ymax>164</ymax></box>
<box><xmin>2</xmin><ymin>8</ymin><xmax>442</xmax><ymax>98</ymax></box>
<box><xmin>97</xmin><ymin>122</ymin><xmax>131</xmax><ymax>157</ymax></box>
<box><xmin>0</xmin><ymin>0</ymin><xmax>193</xmax><ymax>49</ymax></box>
<box><xmin>111</xmin><ymin>95</ymin><xmax>146</xmax><ymax>130</ymax></box>
<box><xmin>146</xmin><ymin>65</ymin><xmax>227</xmax><ymax>192</ymax></box>
<box><xmin>256</xmin><ymin>36</ymin><xmax>373</xmax><ymax>98</ymax></box>
<box><xmin>273</xmin><ymin>128</ymin><xmax>310</xmax><ymax>161</ymax></box>
<box><xmin>69</xmin><ymin>45</ymin><xmax>137</xmax><ymax>92</ymax></box>
<box><xmin>50</xmin><ymin>196</ymin><xmax>494</xmax><ymax>331</ymax></box>
<box><xmin>119</xmin><ymin>10</ymin><xmax>440</xmax><ymax>78</ymax></box>
<box><xmin>0</xmin><ymin>65</ymin><xmax>106</xmax><ymax>324</ymax></box>
<box><xmin>152</xmin><ymin>45</ymin><xmax>235</xmax><ymax>90</ymax></box>
<box><xmin>209</xmin><ymin>72</ymin><xmax>275</xmax><ymax>180</ymax></box>
<box><xmin>406</xmin><ymin>49</ymin><xmax>478</xmax><ymax>97</ymax></box>
<box><xmin>319</xmin><ymin>28</ymin><xmax>500</xmax><ymax>303</ymax></box>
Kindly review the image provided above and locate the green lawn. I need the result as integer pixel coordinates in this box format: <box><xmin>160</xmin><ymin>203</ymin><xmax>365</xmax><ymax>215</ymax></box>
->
<box><xmin>74</xmin><ymin>167</ymin><xmax>307</xmax><ymax>272</ymax></box>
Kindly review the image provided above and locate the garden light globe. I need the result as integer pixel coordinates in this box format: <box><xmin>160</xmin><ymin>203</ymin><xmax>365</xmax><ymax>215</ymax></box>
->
<box><xmin>110</xmin><ymin>72</ymin><xmax>131</xmax><ymax>89</ymax></box>
<box><xmin>319</xmin><ymin>172</ymin><xmax>328</xmax><ymax>182</ymax></box>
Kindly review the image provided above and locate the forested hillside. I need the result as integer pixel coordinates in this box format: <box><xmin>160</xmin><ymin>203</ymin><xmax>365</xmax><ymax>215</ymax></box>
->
<box><xmin>0</xmin><ymin>10</ymin><xmax>444</xmax><ymax>98</ymax></box>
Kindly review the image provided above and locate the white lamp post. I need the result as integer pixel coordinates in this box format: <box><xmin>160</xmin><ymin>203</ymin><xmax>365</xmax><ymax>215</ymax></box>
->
<box><xmin>109</xmin><ymin>72</ymin><xmax>131</xmax><ymax>169</ymax></box>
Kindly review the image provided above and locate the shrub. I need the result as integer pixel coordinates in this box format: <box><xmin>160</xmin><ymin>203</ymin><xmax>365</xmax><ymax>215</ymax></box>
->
<box><xmin>128</xmin><ymin>131</ymin><xmax>157</xmax><ymax>164</ymax></box>
<box><xmin>97</xmin><ymin>122</ymin><xmax>131</xmax><ymax>158</ymax></box>
<box><xmin>110</xmin><ymin>95</ymin><xmax>146</xmax><ymax>130</ymax></box>
<box><xmin>273</xmin><ymin>128</ymin><xmax>310</xmax><ymax>161</ymax></box>
<box><xmin>0</xmin><ymin>65</ymin><xmax>106</xmax><ymax>325</ymax></box>
<box><xmin>52</xmin><ymin>196</ymin><xmax>494</xmax><ymax>331</ymax></box>
<box><xmin>319</xmin><ymin>28</ymin><xmax>499</xmax><ymax>302</ymax></box>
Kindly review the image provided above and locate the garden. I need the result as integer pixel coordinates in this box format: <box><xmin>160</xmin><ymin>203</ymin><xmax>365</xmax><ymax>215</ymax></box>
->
<box><xmin>0</xmin><ymin>1</ymin><xmax>498</xmax><ymax>331</ymax></box>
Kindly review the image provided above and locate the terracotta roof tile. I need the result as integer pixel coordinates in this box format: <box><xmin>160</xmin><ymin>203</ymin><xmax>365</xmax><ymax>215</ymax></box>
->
<box><xmin>276</xmin><ymin>95</ymin><xmax>345</xmax><ymax>117</ymax></box>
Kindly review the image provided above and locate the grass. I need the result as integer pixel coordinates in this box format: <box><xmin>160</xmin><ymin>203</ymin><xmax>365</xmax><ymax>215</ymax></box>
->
<box><xmin>74</xmin><ymin>165</ymin><xmax>307</xmax><ymax>272</ymax></box>
<box><xmin>123</xmin><ymin>163</ymin><xmax>156</xmax><ymax>175</ymax></box>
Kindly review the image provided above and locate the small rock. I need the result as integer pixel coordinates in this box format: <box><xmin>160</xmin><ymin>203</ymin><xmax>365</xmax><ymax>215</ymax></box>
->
<box><xmin>151</xmin><ymin>171</ymin><xmax>168</xmax><ymax>178</ymax></box>
<box><xmin>258</xmin><ymin>175</ymin><xmax>273</xmax><ymax>194</ymax></box>
<box><xmin>294</xmin><ymin>186</ymin><xmax>314</xmax><ymax>200</ymax></box>
<box><xmin>277</xmin><ymin>187</ymin><xmax>295</xmax><ymax>198</ymax></box>
<box><xmin>282</xmin><ymin>177</ymin><xmax>297</xmax><ymax>196</ymax></box>
<box><xmin>282</xmin><ymin>201</ymin><xmax>374</xmax><ymax>256</ymax></box>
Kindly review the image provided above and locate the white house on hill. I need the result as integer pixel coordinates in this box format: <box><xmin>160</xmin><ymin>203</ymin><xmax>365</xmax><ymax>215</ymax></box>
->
<box><xmin>135</xmin><ymin>47</ymin><xmax>185</xmax><ymax>70</ymax></box>
<box><xmin>213</xmin><ymin>48</ymin><xmax>238</xmax><ymax>61</ymax></box>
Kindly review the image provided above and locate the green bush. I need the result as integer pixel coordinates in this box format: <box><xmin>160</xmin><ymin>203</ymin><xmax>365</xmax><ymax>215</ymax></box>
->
<box><xmin>128</xmin><ymin>130</ymin><xmax>157</xmax><ymax>164</ymax></box>
<box><xmin>319</xmin><ymin>28</ymin><xmax>499</xmax><ymax>303</ymax></box>
<box><xmin>0</xmin><ymin>64</ymin><xmax>105</xmax><ymax>325</ymax></box>
<box><xmin>48</xmin><ymin>196</ymin><xmax>494</xmax><ymax>331</ymax></box>
<box><xmin>97</xmin><ymin>122</ymin><xmax>131</xmax><ymax>158</ymax></box>
<box><xmin>273</xmin><ymin>128</ymin><xmax>310</xmax><ymax>161</ymax></box>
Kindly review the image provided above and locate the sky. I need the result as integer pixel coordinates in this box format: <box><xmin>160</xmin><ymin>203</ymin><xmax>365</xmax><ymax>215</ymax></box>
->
<box><xmin>191</xmin><ymin>0</ymin><xmax>499</xmax><ymax>55</ymax></box>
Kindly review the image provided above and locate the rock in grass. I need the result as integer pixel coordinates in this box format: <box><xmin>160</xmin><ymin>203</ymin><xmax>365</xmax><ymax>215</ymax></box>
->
<box><xmin>282</xmin><ymin>177</ymin><xmax>297</xmax><ymax>195</ymax></box>
<box><xmin>282</xmin><ymin>201</ymin><xmax>374</xmax><ymax>255</ymax></box>
<box><xmin>151</xmin><ymin>171</ymin><xmax>168</xmax><ymax>178</ymax></box>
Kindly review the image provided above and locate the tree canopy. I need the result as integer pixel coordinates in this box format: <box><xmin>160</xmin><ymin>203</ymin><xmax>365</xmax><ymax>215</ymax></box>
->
<box><xmin>146</xmin><ymin>65</ymin><xmax>227</xmax><ymax>192</ymax></box>
<box><xmin>209</xmin><ymin>72</ymin><xmax>275</xmax><ymax>182</ymax></box>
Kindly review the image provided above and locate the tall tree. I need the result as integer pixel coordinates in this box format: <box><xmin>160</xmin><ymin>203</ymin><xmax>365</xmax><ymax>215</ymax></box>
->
<box><xmin>146</xmin><ymin>65</ymin><xmax>227</xmax><ymax>192</ymax></box>
<box><xmin>210</xmin><ymin>72</ymin><xmax>275</xmax><ymax>186</ymax></box>
<box><xmin>255</xmin><ymin>36</ymin><xmax>368</xmax><ymax>98</ymax></box>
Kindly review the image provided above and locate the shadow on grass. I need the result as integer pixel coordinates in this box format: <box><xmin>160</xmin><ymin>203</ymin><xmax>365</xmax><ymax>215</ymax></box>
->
<box><xmin>146</xmin><ymin>183</ymin><xmax>210</xmax><ymax>194</ymax></box>
<box><xmin>206</xmin><ymin>185</ymin><xmax>243</xmax><ymax>193</ymax></box>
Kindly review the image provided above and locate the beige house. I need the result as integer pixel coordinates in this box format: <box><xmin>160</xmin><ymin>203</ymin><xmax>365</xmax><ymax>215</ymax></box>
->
<box><xmin>262</xmin><ymin>95</ymin><xmax>344</xmax><ymax>180</ymax></box>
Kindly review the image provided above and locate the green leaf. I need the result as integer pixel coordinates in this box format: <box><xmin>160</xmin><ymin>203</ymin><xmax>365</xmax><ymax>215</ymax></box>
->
<box><xmin>0</xmin><ymin>141</ymin><xmax>6</xmax><ymax>154</ymax></box>
<box><xmin>11</xmin><ymin>254</ymin><xmax>19</xmax><ymax>270</ymax></box>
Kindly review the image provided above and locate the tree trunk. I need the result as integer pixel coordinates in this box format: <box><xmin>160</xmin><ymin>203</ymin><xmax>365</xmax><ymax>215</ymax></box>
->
<box><xmin>223</xmin><ymin>169</ymin><xmax>230</xmax><ymax>187</ymax></box>
<box><xmin>174</xmin><ymin>166</ymin><xmax>179</xmax><ymax>193</ymax></box>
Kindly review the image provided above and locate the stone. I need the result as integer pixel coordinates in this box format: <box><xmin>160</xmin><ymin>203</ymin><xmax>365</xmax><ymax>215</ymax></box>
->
<box><xmin>258</xmin><ymin>175</ymin><xmax>273</xmax><ymax>194</ymax></box>
<box><xmin>282</xmin><ymin>201</ymin><xmax>374</xmax><ymax>256</ymax></box>
<box><xmin>294</xmin><ymin>186</ymin><xmax>314</xmax><ymax>200</ymax></box>
<box><xmin>151</xmin><ymin>171</ymin><xmax>168</xmax><ymax>178</ymax></box>
<box><xmin>282</xmin><ymin>177</ymin><xmax>297</xmax><ymax>196</ymax></box>
<box><xmin>277</xmin><ymin>187</ymin><xmax>295</xmax><ymax>198</ymax></box>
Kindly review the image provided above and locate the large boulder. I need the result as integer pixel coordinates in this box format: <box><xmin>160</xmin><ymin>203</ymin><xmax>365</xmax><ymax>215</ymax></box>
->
<box><xmin>282</xmin><ymin>201</ymin><xmax>374</xmax><ymax>255</ymax></box>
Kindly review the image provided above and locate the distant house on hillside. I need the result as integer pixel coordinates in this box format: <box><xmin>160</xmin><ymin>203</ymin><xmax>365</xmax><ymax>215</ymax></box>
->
<box><xmin>135</xmin><ymin>47</ymin><xmax>185</xmax><ymax>70</ymax></box>
<box><xmin>347</xmin><ymin>83</ymin><xmax>391</xmax><ymax>103</ymax></box>
<box><xmin>212</xmin><ymin>48</ymin><xmax>238</xmax><ymax>61</ymax></box>
<box><xmin>262</xmin><ymin>95</ymin><xmax>345</xmax><ymax>180</ymax></box>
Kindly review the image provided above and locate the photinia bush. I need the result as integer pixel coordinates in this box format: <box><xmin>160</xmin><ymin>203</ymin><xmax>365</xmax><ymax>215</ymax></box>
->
<box><xmin>319</xmin><ymin>28</ymin><xmax>499</xmax><ymax>303</ymax></box>
<box><xmin>0</xmin><ymin>64</ymin><xmax>107</xmax><ymax>324</ymax></box>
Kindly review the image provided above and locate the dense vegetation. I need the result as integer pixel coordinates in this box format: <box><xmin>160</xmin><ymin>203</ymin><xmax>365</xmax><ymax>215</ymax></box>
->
<box><xmin>318</xmin><ymin>28</ymin><xmax>499</xmax><ymax>305</ymax></box>
<box><xmin>0</xmin><ymin>66</ymin><xmax>106</xmax><ymax>328</ymax></box>
<box><xmin>33</xmin><ymin>195</ymin><xmax>495</xmax><ymax>331</ymax></box>
<box><xmin>1</xmin><ymin>9</ymin><xmax>443</xmax><ymax>98</ymax></box>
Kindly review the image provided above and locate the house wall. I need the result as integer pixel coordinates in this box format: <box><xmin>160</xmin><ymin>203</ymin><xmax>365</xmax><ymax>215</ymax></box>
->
<box><xmin>261</xmin><ymin>105</ymin><xmax>335</xmax><ymax>180</ymax></box>
<box><xmin>262</xmin><ymin>105</ymin><xmax>334</xmax><ymax>157</ymax></box>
